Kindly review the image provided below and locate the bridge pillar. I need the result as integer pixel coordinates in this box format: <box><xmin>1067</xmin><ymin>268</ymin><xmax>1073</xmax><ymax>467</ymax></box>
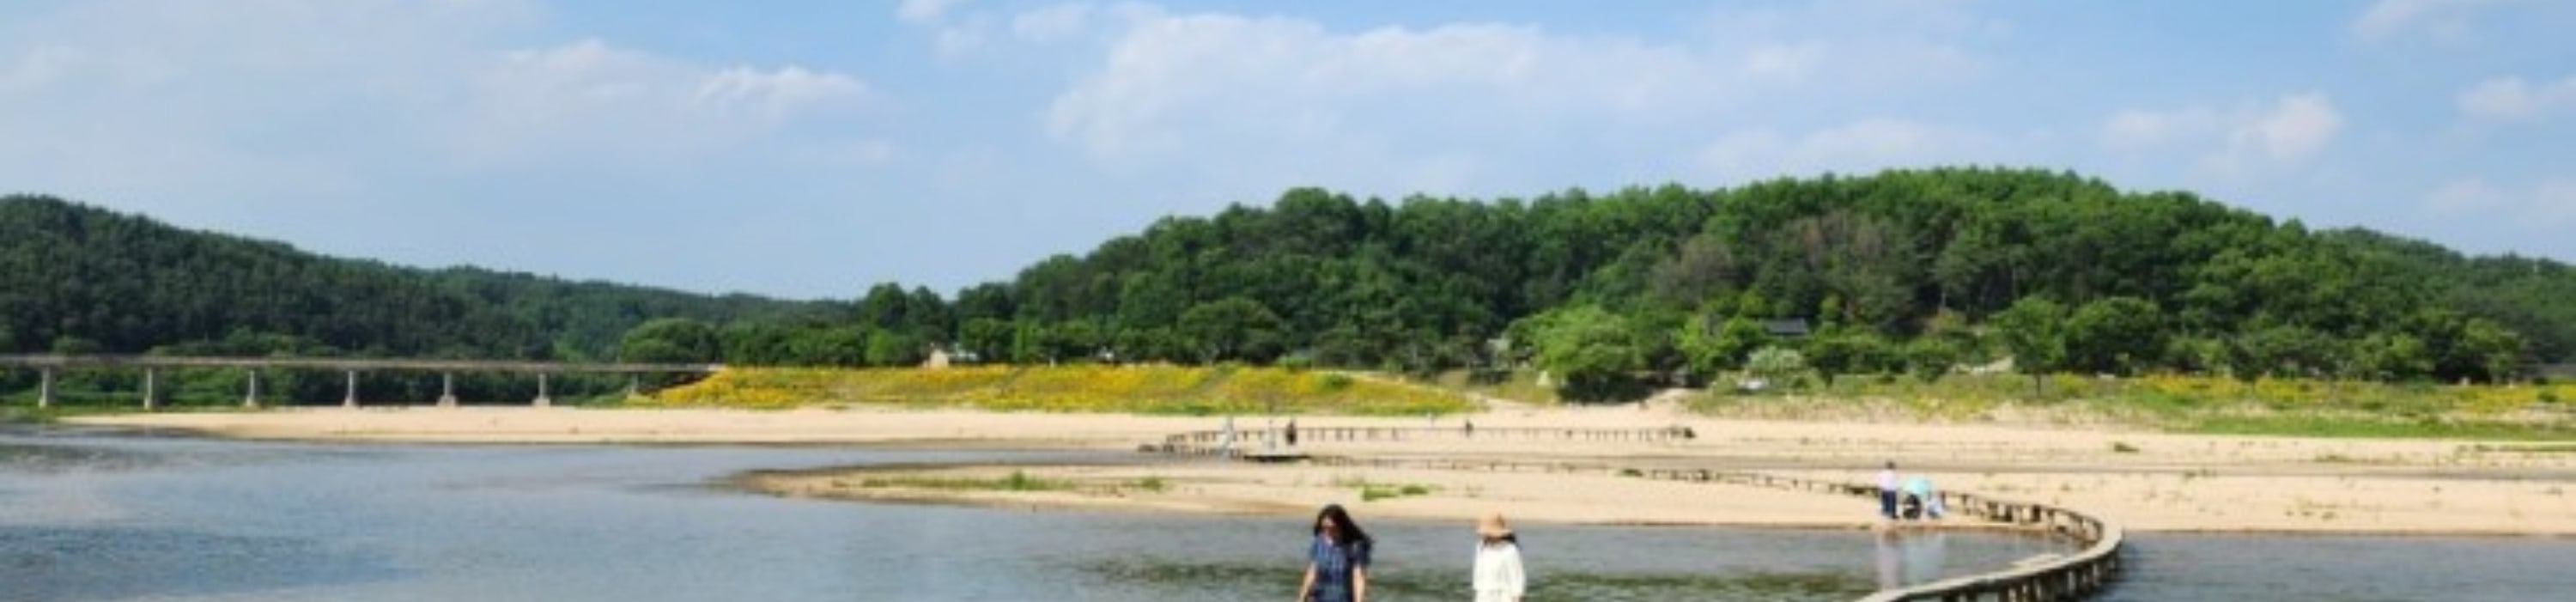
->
<box><xmin>342</xmin><ymin>370</ymin><xmax>358</xmax><ymax>409</ymax></box>
<box><xmin>437</xmin><ymin>373</ymin><xmax>458</xmax><ymax>408</ymax></box>
<box><xmin>243</xmin><ymin>369</ymin><xmax>259</xmax><ymax>409</ymax></box>
<box><xmin>143</xmin><ymin>368</ymin><xmax>157</xmax><ymax>410</ymax></box>
<box><xmin>37</xmin><ymin>368</ymin><xmax>53</xmax><ymax>410</ymax></box>
<box><xmin>534</xmin><ymin>373</ymin><xmax>552</xmax><ymax>408</ymax></box>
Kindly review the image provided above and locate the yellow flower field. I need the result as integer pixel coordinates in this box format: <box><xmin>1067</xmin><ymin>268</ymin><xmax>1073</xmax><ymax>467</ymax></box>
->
<box><xmin>639</xmin><ymin>365</ymin><xmax>1472</xmax><ymax>416</ymax></box>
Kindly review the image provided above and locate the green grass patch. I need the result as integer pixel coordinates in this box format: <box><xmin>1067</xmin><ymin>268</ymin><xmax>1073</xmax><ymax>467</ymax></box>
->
<box><xmin>858</xmin><ymin>470</ymin><xmax>1070</xmax><ymax>492</ymax></box>
<box><xmin>2186</xmin><ymin>416</ymin><xmax>2576</xmax><ymax>441</ymax></box>
<box><xmin>1331</xmin><ymin>475</ymin><xmax>1437</xmax><ymax>502</ymax></box>
<box><xmin>1428</xmin><ymin>368</ymin><xmax>1563</xmax><ymax>404</ymax></box>
<box><xmin>2111</xmin><ymin>441</ymin><xmax>2141</xmax><ymax>453</ymax></box>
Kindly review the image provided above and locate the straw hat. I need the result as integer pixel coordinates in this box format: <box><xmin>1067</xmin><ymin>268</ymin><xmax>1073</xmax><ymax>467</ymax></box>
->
<box><xmin>1476</xmin><ymin>512</ymin><xmax>1513</xmax><ymax>538</ymax></box>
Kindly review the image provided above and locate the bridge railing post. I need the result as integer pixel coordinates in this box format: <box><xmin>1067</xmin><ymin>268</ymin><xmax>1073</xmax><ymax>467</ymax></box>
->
<box><xmin>243</xmin><ymin>368</ymin><xmax>259</xmax><ymax>409</ymax></box>
<box><xmin>143</xmin><ymin>368</ymin><xmax>158</xmax><ymax>411</ymax></box>
<box><xmin>38</xmin><ymin>367</ymin><xmax>53</xmax><ymax>410</ymax></box>
<box><xmin>534</xmin><ymin>373</ymin><xmax>552</xmax><ymax>408</ymax></box>
<box><xmin>343</xmin><ymin>369</ymin><xmax>359</xmax><ymax>409</ymax></box>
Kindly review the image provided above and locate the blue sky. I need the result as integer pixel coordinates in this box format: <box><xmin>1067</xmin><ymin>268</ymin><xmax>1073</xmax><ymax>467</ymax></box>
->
<box><xmin>3</xmin><ymin>0</ymin><xmax>2571</xmax><ymax>299</ymax></box>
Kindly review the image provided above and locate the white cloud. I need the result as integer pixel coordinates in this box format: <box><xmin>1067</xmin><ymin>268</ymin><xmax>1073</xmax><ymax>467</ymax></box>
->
<box><xmin>1012</xmin><ymin>3</ymin><xmax>1096</xmax><ymax>44</ymax></box>
<box><xmin>2099</xmin><ymin>106</ymin><xmax>2221</xmax><ymax>149</ymax></box>
<box><xmin>2458</xmin><ymin>76</ymin><xmax>2576</xmax><ymax>120</ymax></box>
<box><xmin>2536</xmin><ymin>179</ymin><xmax>2576</xmax><ymax>225</ymax></box>
<box><xmin>2422</xmin><ymin>177</ymin><xmax>2576</xmax><ymax>225</ymax></box>
<box><xmin>1698</xmin><ymin>0</ymin><xmax>1995</xmax><ymax>85</ymax></box>
<box><xmin>898</xmin><ymin>0</ymin><xmax>967</xmax><ymax>24</ymax></box>
<box><xmin>843</xmin><ymin>140</ymin><xmax>898</xmax><ymax>166</ymax></box>
<box><xmin>441</xmin><ymin>39</ymin><xmax>873</xmax><ymax>166</ymax></box>
<box><xmin>0</xmin><ymin>45</ymin><xmax>75</xmax><ymax>91</ymax></box>
<box><xmin>696</xmin><ymin>65</ymin><xmax>870</xmax><ymax>121</ymax></box>
<box><xmin>2099</xmin><ymin>93</ymin><xmax>2342</xmax><ymax>173</ymax></box>
<box><xmin>2234</xmin><ymin>93</ymin><xmax>2342</xmax><ymax>162</ymax></box>
<box><xmin>0</xmin><ymin>0</ymin><xmax>884</xmax><ymax>200</ymax></box>
<box><xmin>1017</xmin><ymin>1</ymin><xmax>2032</xmax><ymax>207</ymax></box>
<box><xmin>1698</xmin><ymin>119</ymin><xmax>2015</xmax><ymax>180</ymax></box>
<box><xmin>1046</xmin><ymin>12</ymin><xmax>1644</xmax><ymax>166</ymax></box>
<box><xmin>936</xmin><ymin>24</ymin><xmax>991</xmax><ymax>57</ymax></box>
<box><xmin>1740</xmin><ymin>42</ymin><xmax>1820</xmax><ymax>78</ymax></box>
<box><xmin>2353</xmin><ymin>0</ymin><xmax>2524</xmax><ymax>42</ymax></box>
<box><xmin>2425</xmin><ymin>178</ymin><xmax>2505</xmax><ymax>213</ymax></box>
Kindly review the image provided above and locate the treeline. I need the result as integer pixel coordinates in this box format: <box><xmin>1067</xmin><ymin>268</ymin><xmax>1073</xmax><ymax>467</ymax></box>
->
<box><xmin>10</xmin><ymin>167</ymin><xmax>2575</xmax><ymax>405</ymax></box>
<box><xmin>0</xmin><ymin>195</ymin><xmax>849</xmax><ymax>404</ymax></box>
<box><xmin>627</xmin><ymin>167</ymin><xmax>2569</xmax><ymax>395</ymax></box>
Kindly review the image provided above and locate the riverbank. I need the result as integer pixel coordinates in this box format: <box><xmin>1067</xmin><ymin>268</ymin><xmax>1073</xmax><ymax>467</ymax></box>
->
<box><xmin>70</xmin><ymin>405</ymin><xmax>2576</xmax><ymax>535</ymax></box>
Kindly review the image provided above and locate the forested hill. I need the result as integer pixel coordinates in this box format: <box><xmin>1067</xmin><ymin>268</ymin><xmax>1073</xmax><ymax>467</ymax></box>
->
<box><xmin>9</xmin><ymin>167</ymin><xmax>2573</xmax><ymax>388</ymax></box>
<box><xmin>0</xmin><ymin>195</ymin><xmax>833</xmax><ymax>360</ymax></box>
<box><xmin>952</xmin><ymin>167</ymin><xmax>2573</xmax><ymax>384</ymax></box>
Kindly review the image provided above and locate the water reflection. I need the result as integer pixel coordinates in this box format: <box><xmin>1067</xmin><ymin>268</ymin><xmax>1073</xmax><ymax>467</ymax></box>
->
<box><xmin>1873</xmin><ymin>529</ymin><xmax>1951</xmax><ymax>590</ymax></box>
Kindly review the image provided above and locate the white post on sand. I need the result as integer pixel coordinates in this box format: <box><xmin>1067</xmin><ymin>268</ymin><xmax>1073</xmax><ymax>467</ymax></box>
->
<box><xmin>438</xmin><ymin>373</ymin><xmax>459</xmax><ymax>408</ymax></box>
<box><xmin>533</xmin><ymin>373</ymin><xmax>552</xmax><ymax>408</ymax></box>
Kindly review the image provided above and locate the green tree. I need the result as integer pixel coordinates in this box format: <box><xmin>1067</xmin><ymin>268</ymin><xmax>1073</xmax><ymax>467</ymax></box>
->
<box><xmin>862</xmin><ymin>328</ymin><xmax>923</xmax><ymax>367</ymax></box>
<box><xmin>1903</xmin><ymin>336</ymin><xmax>1963</xmax><ymax>383</ymax></box>
<box><xmin>616</xmin><ymin>318</ymin><xmax>720</xmax><ymax>364</ymax></box>
<box><xmin>2230</xmin><ymin>325</ymin><xmax>2337</xmax><ymax>380</ymax></box>
<box><xmin>1676</xmin><ymin>314</ymin><xmax>1769</xmax><ymax>380</ymax></box>
<box><xmin>957</xmin><ymin>318</ymin><xmax>1015</xmax><ymax>364</ymax></box>
<box><xmin>1176</xmin><ymin>297</ymin><xmax>1287</xmax><ymax>363</ymax></box>
<box><xmin>2453</xmin><ymin>318</ymin><xmax>2525</xmax><ymax>384</ymax></box>
<box><xmin>1528</xmin><ymin>306</ymin><xmax>1646</xmax><ymax>402</ymax></box>
<box><xmin>1744</xmin><ymin>345</ymin><xmax>1807</xmax><ymax>391</ymax></box>
<box><xmin>1990</xmin><ymin>297</ymin><xmax>2067</xmax><ymax>396</ymax></box>
<box><xmin>784</xmin><ymin>327</ymin><xmax>866</xmax><ymax>367</ymax></box>
<box><xmin>1804</xmin><ymin>328</ymin><xmax>1893</xmax><ymax>388</ymax></box>
<box><xmin>2064</xmin><ymin>297</ymin><xmax>2164</xmax><ymax>375</ymax></box>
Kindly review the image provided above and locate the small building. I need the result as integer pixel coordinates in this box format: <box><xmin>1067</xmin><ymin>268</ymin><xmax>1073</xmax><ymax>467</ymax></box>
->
<box><xmin>921</xmin><ymin>348</ymin><xmax>951</xmax><ymax>369</ymax></box>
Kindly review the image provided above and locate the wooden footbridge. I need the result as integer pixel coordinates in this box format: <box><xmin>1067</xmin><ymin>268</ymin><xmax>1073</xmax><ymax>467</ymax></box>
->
<box><xmin>0</xmin><ymin>354</ymin><xmax>719</xmax><ymax>410</ymax></box>
<box><xmin>1150</xmin><ymin>425</ymin><xmax>2126</xmax><ymax>601</ymax></box>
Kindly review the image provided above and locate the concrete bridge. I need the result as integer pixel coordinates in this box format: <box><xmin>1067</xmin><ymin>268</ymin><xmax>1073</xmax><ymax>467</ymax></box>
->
<box><xmin>0</xmin><ymin>355</ymin><xmax>720</xmax><ymax>410</ymax></box>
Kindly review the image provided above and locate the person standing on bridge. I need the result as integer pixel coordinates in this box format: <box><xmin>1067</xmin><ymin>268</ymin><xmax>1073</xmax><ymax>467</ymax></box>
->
<box><xmin>1877</xmin><ymin>460</ymin><xmax>1900</xmax><ymax>520</ymax></box>
<box><xmin>1298</xmin><ymin>503</ymin><xmax>1372</xmax><ymax>602</ymax></box>
<box><xmin>1221</xmin><ymin>416</ymin><xmax>1237</xmax><ymax>457</ymax></box>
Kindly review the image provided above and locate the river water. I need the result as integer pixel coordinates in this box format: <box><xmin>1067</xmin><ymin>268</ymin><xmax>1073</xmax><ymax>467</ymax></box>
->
<box><xmin>2</xmin><ymin>426</ymin><xmax>2561</xmax><ymax>601</ymax></box>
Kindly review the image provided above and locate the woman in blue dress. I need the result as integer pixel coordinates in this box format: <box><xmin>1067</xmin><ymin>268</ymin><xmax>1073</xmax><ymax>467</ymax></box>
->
<box><xmin>1297</xmin><ymin>503</ymin><xmax>1373</xmax><ymax>602</ymax></box>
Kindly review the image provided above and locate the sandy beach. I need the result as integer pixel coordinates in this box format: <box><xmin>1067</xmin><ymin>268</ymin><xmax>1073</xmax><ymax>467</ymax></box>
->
<box><xmin>72</xmin><ymin>404</ymin><xmax>2576</xmax><ymax>536</ymax></box>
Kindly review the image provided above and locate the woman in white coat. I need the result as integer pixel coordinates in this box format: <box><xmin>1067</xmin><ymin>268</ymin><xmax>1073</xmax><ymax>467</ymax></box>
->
<box><xmin>1471</xmin><ymin>512</ymin><xmax>1526</xmax><ymax>602</ymax></box>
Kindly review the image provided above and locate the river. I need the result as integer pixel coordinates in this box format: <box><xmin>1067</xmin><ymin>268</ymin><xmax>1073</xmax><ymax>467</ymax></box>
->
<box><xmin>3</xmin><ymin>426</ymin><xmax>2561</xmax><ymax>600</ymax></box>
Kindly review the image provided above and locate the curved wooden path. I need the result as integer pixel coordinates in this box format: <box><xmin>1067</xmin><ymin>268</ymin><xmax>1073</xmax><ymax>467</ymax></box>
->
<box><xmin>1152</xmin><ymin>425</ymin><xmax>2125</xmax><ymax>601</ymax></box>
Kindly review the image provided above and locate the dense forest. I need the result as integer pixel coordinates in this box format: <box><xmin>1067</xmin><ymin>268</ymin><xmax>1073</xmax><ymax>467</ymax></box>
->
<box><xmin>908</xmin><ymin>167</ymin><xmax>2568</xmax><ymax>397</ymax></box>
<box><xmin>8</xmin><ymin>167</ymin><xmax>2574</xmax><ymax>403</ymax></box>
<box><xmin>0</xmin><ymin>194</ymin><xmax>843</xmax><ymax>403</ymax></box>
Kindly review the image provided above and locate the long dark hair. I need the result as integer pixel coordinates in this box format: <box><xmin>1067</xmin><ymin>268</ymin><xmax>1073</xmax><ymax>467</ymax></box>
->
<box><xmin>1312</xmin><ymin>503</ymin><xmax>1372</xmax><ymax>546</ymax></box>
